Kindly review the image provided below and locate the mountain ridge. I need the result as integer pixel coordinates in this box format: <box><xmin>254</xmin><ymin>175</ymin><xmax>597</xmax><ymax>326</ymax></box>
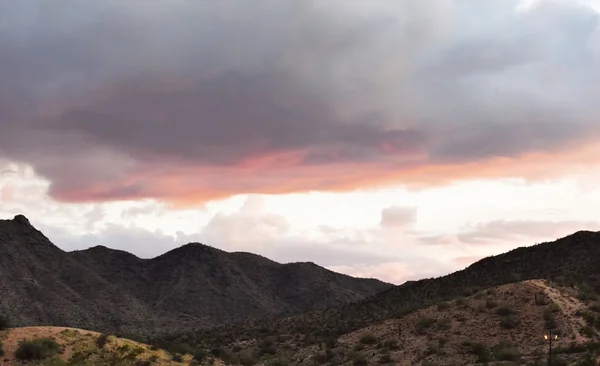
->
<box><xmin>0</xmin><ymin>214</ymin><xmax>392</xmax><ymax>336</ymax></box>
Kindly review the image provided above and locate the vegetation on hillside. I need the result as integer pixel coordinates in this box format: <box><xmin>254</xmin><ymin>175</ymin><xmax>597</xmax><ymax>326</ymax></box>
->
<box><xmin>152</xmin><ymin>280</ymin><xmax>600</xmax><ymax>365</ymax></box>
<box><xmin>0</xmin><ymin>327</ymin><xmax>204</xmax><ymax>365</ymax></box>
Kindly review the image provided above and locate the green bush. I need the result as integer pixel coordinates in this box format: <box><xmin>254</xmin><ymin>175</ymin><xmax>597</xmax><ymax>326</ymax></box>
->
<box><xmin>15</xmin><ymin>337</ymin><xmax>62</xmax><ymax>361</ymax></box>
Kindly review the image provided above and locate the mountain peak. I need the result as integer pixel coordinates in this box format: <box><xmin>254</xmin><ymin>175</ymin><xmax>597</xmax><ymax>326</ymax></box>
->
<box><xmin>13</xmin><ymin>214</ymin><xmax>32</xmax><ymax>227</ymax></box>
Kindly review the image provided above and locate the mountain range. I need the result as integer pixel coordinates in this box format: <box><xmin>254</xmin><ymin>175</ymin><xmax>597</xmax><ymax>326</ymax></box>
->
<box><xmin>0</xmin><ymin>214</ymin><xmax>391</xmax><ymax>336</ymax></box>
<box><xmin>4</xmin><ymin>214</ymin><xmax>600</xmax><ymax>364</ymax></box>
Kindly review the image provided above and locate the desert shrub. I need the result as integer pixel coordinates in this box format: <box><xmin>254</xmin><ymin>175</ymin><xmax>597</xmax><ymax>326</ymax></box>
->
<box><xmin>578</xmin><ymin>283</ymin><xmax>598</xmax><ymax>302</ymax></box>
<box><xmin>549</xmin><ymin>357</ymin><xmax>568</xmax><ymax>366</ymax></box>
<box><xmin>589</xmin><ymin>302</ymin><xmax>600</xmax><ymax>313</ymax></box>
<box><xmin>149</xmin><ymin>355</ymin><xmax>159</xmax><ymax>362</ymax></box>
<box><xmin>581</xmin><ymin>325</ymin><xmax>595</xmax><ymax>338</ymax></box>
<box><xmin>352</xmin><ymin>343</ymin><xmax>365</xmax><ymax>351</ymax></box>
<box><xmin>545</xmin><ymin>308</ymin><xmax>559</xmax><ymax>329</ymax></box>
<box><xmin>378</xmin><ymin>352</ymin><xmax>392</xmax><ymax>364</ymax></box>
<box><xmin>312</xmin><ymin>351</ymin><xmax>329</xmax><ymax>364</ymax></box>
<box><xmin>425</xmin><ymin>342</ymin><xmax>440</xmax><ymax>355</ymax></box>
<box><xmin>350</xmin><ymin>351</ymin><xmax>367</xmax><ymax>365</ymax></box>
<box><xmin>239</xmin><ymin>350</ymin><xmax>258</xmax><ymax>366</ymax></box>
<box><xmin>436</xmin><ymin>318</ymin><xmax>451</xmax><ymax>330</ymax></box>
<box><xmin>485</xmin><ymin>299</ymin><xmax>498</xmax><ymax>309</ymax></box>
<box><xmin>415</xmin><ymin>316</ymin><xmax>436</xmax><ymax>334</ymax></box>
<box><xmin>96</xmin><ymin>333</ymin><xmax>109</xmax><ymax>349</ymax></box>
<box><xmin>455</xmin><ymin>297</ymin><xmax>467</xmax><ymax>307</ymax></box>
<box><xmin>0</xmin><ymin>314</ymin><xmax>9</xmax><ymax>330</ymax></box>
<box><xmin>465</xmin><ymin>341</ymin><xmax>492</xmax><ymax>363</ymax></box>
<box><xmin>359</xmin><ymin>332</ymin><xmax>377</xmax><ymax>345</ymax></box>
<box><xmin>382</xmin><ymin>339</ymin><xmax>399</xmax><ymax>350</ymax></box>
<box><xmin>168</xmin><ymin>342</ymin><xmax>194</xmax><ymax>356</ymax></box>
<box><xmin>500</xmin><ymin>315</ymin><xmax>518</xmax><ymax>329</ymax></box>
<box><xmin>258</xmin><ymin>336</ymin><xmax>278</xmax><ymax>355</ymax></box>
<box><xmin>548</xmin><ymin>302</ymin><xmax>561</xmax><ymax>313</ymax></box>
<box><xmin>437</xmin><ymin>301</ymin><xmax>450</xmax><ymax>310</ymax></box>
<box><xmin>171</xmin><ymin>353</ymin><xmax>183</xmax><ymax>362</ymax></box>
<box><xmin>15</xmin><ymin>337</ymin><xmax>62</xmax><ymax>361</ymax></box>
<box><xmin>264</xmin><ymin>358</ymin><xmax>291</xmax><ymax>366</ymax></box>
<box><xmin>575</xmin><ymin>353</ymin><xmax>597</xmax><ymax>366</ymax></box>
<box><xmin>496</xmin><ymin>306</ymin><xmax>515</xmax><ymax>316</ymax></box>
<box><xmin>0</xmin><ymin>341</ymin><xmax>3</xmax><ymax>357</ymax></box>
<box><xmin>493</xmin><ymin>340</ymin><xmax>520</xmax><ymax>361</ymax></box>
<box><xmin>193</xmin><ymin>349</ymin><xmax>208</xmax><ymax>362</ymax></box>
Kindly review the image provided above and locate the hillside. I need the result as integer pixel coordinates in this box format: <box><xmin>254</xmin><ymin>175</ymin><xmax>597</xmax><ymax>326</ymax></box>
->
<box><xmin>163</xmin><ymin>280</ymin><xmax>600</xmax><ymax>365</ymax></box>
<box><xmin>163</xmin><ymin>230</ymin><xmax>600</xmax><ymax>363</ymax></box>
<box><xmin>0</xmin><ymin>214</ymin><xmax>391</xmax><ymax>336</ymax></box>
<box><xmin>0</xmin><ymin>326</ymin><xmax>197</xmax><ymax>365</ymax></box>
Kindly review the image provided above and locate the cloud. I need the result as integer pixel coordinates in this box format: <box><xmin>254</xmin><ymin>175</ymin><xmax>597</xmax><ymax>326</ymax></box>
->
<box><xmin>420</xmin><ymin>219</ymin><xmax>600</xmax><ymax>247</ymax></box>
<box><xmin>456</xmin><ymin>219</ymin><xmax>600</xmax><ymax>244</ymax></box>
<box><xmin>380</xmin><ymin>206</ymin><xmax>417</xmax><ymax>229</ymax></box>
<box><xmin>1</xmin><ymin>0</ymin><xmax>600</xmax><ymax>205</ymax></box>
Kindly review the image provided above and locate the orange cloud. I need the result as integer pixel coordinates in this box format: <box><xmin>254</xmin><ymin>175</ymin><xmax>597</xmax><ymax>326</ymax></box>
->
<box><xmin>47</xmin><ymin>139</ymin><xmax>600</xmax><ymax>207</ymax></box>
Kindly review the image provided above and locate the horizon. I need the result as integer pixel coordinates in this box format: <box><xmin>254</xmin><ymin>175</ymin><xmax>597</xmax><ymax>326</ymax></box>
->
<box><xmin>2</xmin><ymin>212</ymin><xmax>597</xmax><ymax>286</ymax></box>
<box><xmin>2</xmin><ymin>0</ymin><xmax>600</xmax><ymax>284</ymax></box>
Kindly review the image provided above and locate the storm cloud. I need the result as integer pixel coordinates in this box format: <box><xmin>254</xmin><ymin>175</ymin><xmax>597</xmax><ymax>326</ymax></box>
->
<box><xmin>1</xmin><ymin>0</ymin><xmax>600</xmax><ymax>204</ymax></box>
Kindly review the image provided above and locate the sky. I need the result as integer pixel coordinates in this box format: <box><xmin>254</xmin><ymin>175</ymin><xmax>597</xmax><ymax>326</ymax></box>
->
<box><xmin>2</xmin><ymin>0</ymin><xmax>600</xmax><ymax>284</ymax></box>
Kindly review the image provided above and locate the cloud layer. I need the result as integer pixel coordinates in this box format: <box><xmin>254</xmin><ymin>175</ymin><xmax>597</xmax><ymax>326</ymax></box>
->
<box><xmin>2</xmin><ymin>0</ymin><xmax>600</xmax><ymax>204</ymax></box>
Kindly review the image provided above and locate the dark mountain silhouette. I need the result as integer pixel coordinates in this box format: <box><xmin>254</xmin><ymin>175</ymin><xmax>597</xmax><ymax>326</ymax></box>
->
<box><xmin>172</xmin><ymin>230</ymin><xmax>600</xmax><ymax>350</ymax></box>
<box><xmin>0</xmin><ymin>214</ymin><xmax>392</xmax><ymax>336</ymax></box>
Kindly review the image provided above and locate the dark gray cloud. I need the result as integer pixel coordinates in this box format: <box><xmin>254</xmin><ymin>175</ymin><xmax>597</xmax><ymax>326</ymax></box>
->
<box><xmin>1</xmin><ymin>0</ymin><xmax>600</xmax><ymax>203</ymax></box>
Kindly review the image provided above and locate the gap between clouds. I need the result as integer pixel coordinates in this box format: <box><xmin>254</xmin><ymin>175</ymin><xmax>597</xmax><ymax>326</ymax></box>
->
<box><xmin>29</xmin><ymin>195</ymin><xmax>600</xmax><ymax>284</ymax></box>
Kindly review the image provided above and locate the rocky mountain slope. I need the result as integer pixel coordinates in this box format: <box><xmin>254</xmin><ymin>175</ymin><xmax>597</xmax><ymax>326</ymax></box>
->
<box><xmin>162</xmin><ymin>280</ymin><xmax>600</xmax><ymax>365</ymax></box>
<box><xmin>0</xmin><ymin>214</ymin><xmax>391</xmax><ymax>336</ymax></box>
<box><xmin>164</xmin><ymin>230</ymin><xmax>600</xmax><ymax>365</ymax></box>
